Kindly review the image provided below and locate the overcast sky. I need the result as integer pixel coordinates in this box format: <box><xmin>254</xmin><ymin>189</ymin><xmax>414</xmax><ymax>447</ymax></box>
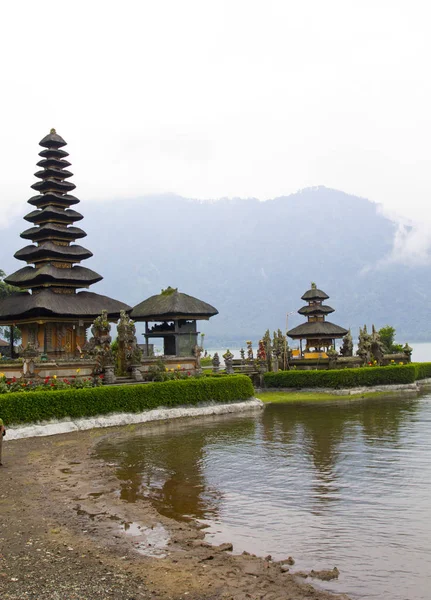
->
<box><xmin>1</xmin><ymin>1</ymin><xmax>430</xmax><ymax>232</ymax></box>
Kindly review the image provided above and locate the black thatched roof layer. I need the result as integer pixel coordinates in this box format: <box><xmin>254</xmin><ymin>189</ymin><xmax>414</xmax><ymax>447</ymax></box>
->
<box><xmin>131</xmin><ymin>289</ymin><xmax>218</xmax><ymax>320</ymax></box>
<box><xmin>287</xmin><ymin>321</ymin><xmax>348</xmax><ymax>339</ymax></box>
<box><xmin>0</xmin><ymin>290</ymin><xmax>131</xmax><ymax>322</ymax></box>
<box><xmin>301</xmin><ymin>288</ymin><xmax>329</xmax><ymax>301</ymax></box>
<box><xmin>36</xmin><ymin>157</ymin><xmax>71</xmax><ymax>169</ymax></box>
<box><xmin>28</xmin><ymin>193</ymin><xmax>80</xmax><ymax>207</ymax></box>
<box><xmin>21</xmin><ymin>223</ymin><xmax>86</xmax><ymax>242</ymax></box>
<box><xmin>298</xmin><ymin>304</ymin><xmax>335</xmax><ymax>316</ymax></box>
<box><xmin>38</xmin><ymin>148</ymin><xmax>69</xmax><ymax>159</ymax></box>
<box><xmin>31</xmin><ymin>178</ymin><xmax>76</xmax><ymax>194</ymax></box>
<box><xmin>24</xmin><ymin>207</ymin><xmax>83</xmax><ymax>224</ymax></box>
<box><xmin>5</xmin><ymin>265</ymin><xmax>102</xmax><ymax>288</ymax></box>
<box><xmin>34</xmin><ymin>167</ymin><xmax>73</xmax><ymax>180</ymax></box>
<box><xmin>15</xmin><ymin>242</ymin><xmax>93</xmax><ymax>263</ymax></box>
<box><xmin>39</xmin><ymin>130</ymin><xmax>67</xmax><ymax>148</ymax></box>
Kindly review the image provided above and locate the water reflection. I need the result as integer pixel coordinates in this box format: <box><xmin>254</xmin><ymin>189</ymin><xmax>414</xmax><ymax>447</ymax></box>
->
<box><xmin>96</xmin><ymin>415</ymin><xmax>257</xmax><ymax>521</ymax></box>
<box><xmin>95</xmin><ymin>395</ymin><xmax>431</xmax><ymax>600</ymax></box>
<box><xmin>261</xmin><ymin>397</ymin><xmax>420</xmax><ymax>507</ymax></box>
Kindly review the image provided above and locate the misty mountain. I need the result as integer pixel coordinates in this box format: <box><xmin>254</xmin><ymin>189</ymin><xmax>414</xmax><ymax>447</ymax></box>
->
<box><xmin>1</xmin><ymin>187</ymin><xmax>429</xmax><ymax>345</ymax></box>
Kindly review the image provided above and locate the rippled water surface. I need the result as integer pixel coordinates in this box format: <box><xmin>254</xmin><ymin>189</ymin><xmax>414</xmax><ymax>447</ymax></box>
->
<box><xmin>95</xmin><ymin>394</ymin><xmax>431</xmax><ymax>599</ymax></box>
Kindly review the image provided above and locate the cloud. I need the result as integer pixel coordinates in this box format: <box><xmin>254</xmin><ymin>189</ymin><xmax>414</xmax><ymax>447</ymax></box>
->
<box><xmin>362</xmin><ymin>205</ymin><xmax>431</xmax><ymax>273</ymax></box>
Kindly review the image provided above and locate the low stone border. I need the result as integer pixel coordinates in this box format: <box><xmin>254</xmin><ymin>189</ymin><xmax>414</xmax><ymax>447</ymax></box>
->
<box><xmin>256</xmin><ymin>379</ymin><xmax>431</xmax><ymax>396</ymax></box>
<box><xmin>6</xmin><ymin>398</ymin><xmax>264</xmax><ymax>441</ymax></box>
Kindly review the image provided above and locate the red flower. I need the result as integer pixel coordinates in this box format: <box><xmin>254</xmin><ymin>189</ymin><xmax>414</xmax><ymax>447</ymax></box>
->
<box><xmin>12</xmin><ymin>377</ymin><xmax>16</xmax><ymax>383</ymax></box>
<box><xmin>99</xmin><ymin>374</ymin><xmax>104</xmax><ymax>379</ymax></box>
<box><xmin>50</xmin><ymin>383</ymin><xmax>54</xmax><ymax>387</ymax></box>
<box><xmin>187</xmin><ymin>371</ymin><xmax>191</xmax><ymax>376</ymax></box>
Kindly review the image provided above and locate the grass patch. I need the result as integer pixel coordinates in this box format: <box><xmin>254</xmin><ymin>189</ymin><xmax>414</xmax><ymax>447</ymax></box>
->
<box><xmin>257</xmin><ymin>391</ymin><xmax>396</xmax><ymax>403</ymax></box>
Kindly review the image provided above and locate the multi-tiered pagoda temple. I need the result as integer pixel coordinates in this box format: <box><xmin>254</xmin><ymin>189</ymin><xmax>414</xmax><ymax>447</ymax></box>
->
<box><xmin>287</xmin><ymin>283</ymin><xmax>348</xmax><ymax>355</ymax></box>
<box><xmin>0</xmin><ymin>130</ymin><xmax>130</xmax><ymax>357</ymax></box>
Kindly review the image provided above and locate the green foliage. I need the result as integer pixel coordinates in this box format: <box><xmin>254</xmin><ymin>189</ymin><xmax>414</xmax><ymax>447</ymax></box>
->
<box><xmin>200</xmin><ymin>356</ymin><xmax>213</xmax><ymax>367</ymax></box>
<box><xmin>0</xmin><ymin>270</ymin><xmax>22</xmax><ymax>344</ymax></box>
<box><xmin>411</xmin><ymin>362</ymin><xmax>431</xmax><ymax>380</ymax></box>
<box><xmin>0</xmin><ymin>373</ymin><xmax>98</xmax><ymax>394</ymax></box>
<box><xmin>161</xmin><ymin>286</ymin><xmax>177</xmax><ymax>296</ymax></box>
<box><xmin>0</xmin><ymin>269</ymin><xmax>19</xmax><ymax>299</ymax></box>
<box><xmin>147</xmin><ymin>358</ymin><xmax>194</xmax><ymax>381</ymax></box>
<box><xmin>1</xmin><ymin>326</ymin><xmax>22</xmax><ymax>344</ymax></box>
<box><xmin>264</xmin><ymin>365</ymin><xmax>418</xmax><ymax>389</ymax></box>
<box><xmin>0</xmin><ymin>375</ymin><xmax>254</xmax><ymax>425</ymax></box>
<box><xmin>378</xmin><ymin>325</ymin><xmax>403</xmax><ymax>353</ymax></box>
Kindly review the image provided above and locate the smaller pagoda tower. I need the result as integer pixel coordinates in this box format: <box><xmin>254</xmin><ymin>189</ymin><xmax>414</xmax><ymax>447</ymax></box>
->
<box><xmin>287</xmin><ymin>283</ymin><xmax>347</xmax><ymax>355</ymax></box>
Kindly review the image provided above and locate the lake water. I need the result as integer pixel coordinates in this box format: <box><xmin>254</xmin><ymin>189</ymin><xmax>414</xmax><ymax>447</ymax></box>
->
<box><xmin>95</xmin><ymin>393</ymin><xmax>431</xmax><ymax>600</ymax></box>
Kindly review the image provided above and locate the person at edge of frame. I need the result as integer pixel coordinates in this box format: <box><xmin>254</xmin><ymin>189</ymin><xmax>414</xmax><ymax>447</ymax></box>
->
<box><xmin>0</xmin><ymin>417</ymin><xmax>6</xmax><ymax>466</ymax></box>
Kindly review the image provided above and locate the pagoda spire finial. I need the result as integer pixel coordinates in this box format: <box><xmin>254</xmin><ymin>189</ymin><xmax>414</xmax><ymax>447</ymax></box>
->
<box><xmin>50</xmin><ymin>128</ymin><xmax>56</xmax><ymax>134</ymax></box>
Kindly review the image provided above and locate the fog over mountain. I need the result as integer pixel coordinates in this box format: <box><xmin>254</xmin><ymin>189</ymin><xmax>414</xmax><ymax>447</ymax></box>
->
<box><xmin>1</xmin><ymin>187</ymin><xmax>429</xmax><ymax>345</ymax></box>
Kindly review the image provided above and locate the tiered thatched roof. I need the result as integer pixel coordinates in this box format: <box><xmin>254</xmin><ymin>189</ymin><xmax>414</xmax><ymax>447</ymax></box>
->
<box><xmin>0</xmin><ymin>130</ymin><xmax>130</xmax><ymax>323</ymax></box>
<box><xmin>288</xmin><ymin>283</ymin><xmax>347</xmax><ymax>341</ymax></box>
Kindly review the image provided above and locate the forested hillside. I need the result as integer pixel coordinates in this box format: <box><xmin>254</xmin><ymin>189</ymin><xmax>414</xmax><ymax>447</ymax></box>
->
<box><xmin>1</xmin><ymin>187</ymin><xmax>428</xmax><ymax>344</ymax></box>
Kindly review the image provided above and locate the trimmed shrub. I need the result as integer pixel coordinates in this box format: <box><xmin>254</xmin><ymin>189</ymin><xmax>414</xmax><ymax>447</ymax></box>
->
<box><xmin>0</xmin><ymin>375</ymin><xmax>254</xmax><ymax>426</ymax></box>
<box><xmin>264</xmin><ymin>365</ymin><xmax>418</xmax><ymax>389</ymax></box>
<box><xmin>412</xmin><ymin>362</ymin><xmax>431</xmax><ymax>380</ymax></box>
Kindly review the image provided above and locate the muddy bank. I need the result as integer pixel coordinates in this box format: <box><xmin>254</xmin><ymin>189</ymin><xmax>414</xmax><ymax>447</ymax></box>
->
<box><xmin>0</xmin><ymin>422</ymin><xmax>349</xmax><ymax>600</ymax></box>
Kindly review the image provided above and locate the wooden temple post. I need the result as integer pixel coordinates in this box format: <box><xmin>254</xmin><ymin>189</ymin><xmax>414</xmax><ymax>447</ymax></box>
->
<box><xmin>9</xmin><ymin>325</ymin><xmax>14</xmax><ymax>359</ymax></box>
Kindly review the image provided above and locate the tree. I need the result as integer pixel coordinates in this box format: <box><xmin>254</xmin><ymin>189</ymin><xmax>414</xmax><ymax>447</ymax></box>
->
<box><xmin>0</xmin><ymin>269</ymin><xmax>18</xmax><ymax>299</ymax></box>
<box><xmin>378</xmin><ymin>325</ymin><xmax>403</xmax><ymax>353</ymax></box>
<box><xmin>0</xmin><ymin>270</ymin><xmax>22</xmax><ymax>347</ymax></box>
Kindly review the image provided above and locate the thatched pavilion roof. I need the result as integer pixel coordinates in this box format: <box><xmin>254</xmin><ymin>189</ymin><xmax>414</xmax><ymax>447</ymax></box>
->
<box><xmin>298</xmin><ymin>304</ymin><xmax>335</xmax><ymax>316</ymax></box>
<box><xmin>131</xmin><ymin>287</ymin><xmax>218</xmax><ymax>321</ymax></box>
<box><xmin>301</xmin><ymin>287</ymin><xmax>329</xmax><ymax>301</ymax></box>
<box><xmin>287</xmin><ymin>321</ymin><xmax>348</xmax><ymax>339</ymax></box>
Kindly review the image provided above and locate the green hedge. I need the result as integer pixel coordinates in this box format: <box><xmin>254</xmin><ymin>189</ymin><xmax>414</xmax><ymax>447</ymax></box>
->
<box><xmin>264</xmin><ymin>365</ymin><xmax>418</xmax><ymax>389</ymax></box>
<box><xmin>412</xmin><ymin>362</ymin><xmax>431</xmax><ymax>380</ymax></box>
<box><xmin>0</xmin><ymin>375</ymin><xmax>254</xmax><ymax>426</ymax></box>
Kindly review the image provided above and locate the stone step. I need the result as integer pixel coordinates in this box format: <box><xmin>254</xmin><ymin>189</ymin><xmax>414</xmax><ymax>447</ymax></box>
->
<box><xmin>104</xmin><ymin>378</ymin><xmax>149</xmax><ymax>386</ymax></box>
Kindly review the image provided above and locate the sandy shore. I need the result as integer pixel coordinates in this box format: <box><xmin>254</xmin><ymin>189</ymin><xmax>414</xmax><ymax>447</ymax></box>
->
<box><xmin>0</xmin><ymin>417</ymin><xmax>350</xmax><ymax>600</ymax></box>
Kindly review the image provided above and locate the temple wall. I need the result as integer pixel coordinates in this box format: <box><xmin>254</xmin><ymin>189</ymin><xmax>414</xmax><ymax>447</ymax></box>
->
<box><xmin>19</xmin><ymin>323</ymin><xmax>87</xmax><ymax>357</ymax></box>
<box><xmin>0</xmin><ymin>360</ymin><xmax>96</xmax><ymax>381</ymax></box>
<box><xmin>139</xmin><ymin>357</ymin><xmax>197</xmax><ymax>373</ymax></box>
<box><xmin>177</xmin><ymin>333</ymin><xmax>198</xmax><ymax>356</ymax></box>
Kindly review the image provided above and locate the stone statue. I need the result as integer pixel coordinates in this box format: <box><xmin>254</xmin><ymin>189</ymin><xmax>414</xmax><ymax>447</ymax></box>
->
<box><xmin>371</xmin><ymin>324</ymin><xmax>385</xmax><ymax>364</ymax></box>
<box><xmin>403</xmin><ymin>343</ymin><xmax>412</xmax><ymax>362</ymax></box>
<box><xmin>262</xmin><ymin>330</ymin><xmax>272</xmax><ymax>371</ymax></box>
<box><xmin>193</xmin><ymin>344</ymin><xmax>203</xmax><ymax>373</ymax></box>
<box><xmin>212</xmin><ymin>352</ymin><xmax>220</xmax><ymax>373</ymax></box>
<box><xmin>21</xmin><ymin>343</ymin><xmax>39</xmax><ymax>378</ymax></box>
<box><xmin>240</xmin><ymin>348</ymin><xmax>245</xmax><ymax>363</ymax></box>
<box><xmin>340</xmin><ymin>330</ymin><xmax>353</xmax><ymax>357</ymax></box>
<box><xmin>257</xmin><ymin>339</ymin><xmax>266</xmax><ymax>362</ymax></box>
<box><xmin>357</xmin><ymin>325</ymin><xmax>372</xmax><ymax>364</ymax></box>
<box><xmin>84</xmin><ymin>310</ymin><xmax>113</xmax><ymax>379</ymax></box>
<box><xmin>117</xmin><ymin>310</ymin><xmax>142</xmax><ymax>377</ymax></box>
<box><xmin>223</xmin><ymin>349</ymin><xmax>234</xmax><ymax>374</ymax></box>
